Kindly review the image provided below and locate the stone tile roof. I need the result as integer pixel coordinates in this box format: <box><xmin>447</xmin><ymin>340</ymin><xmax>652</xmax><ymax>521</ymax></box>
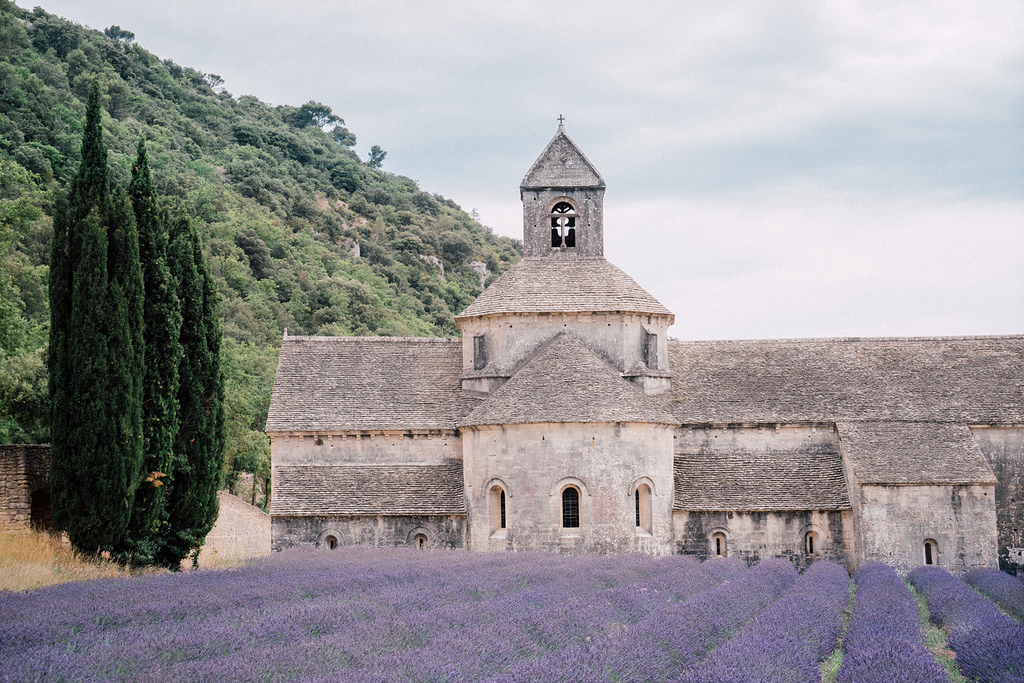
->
<box><xmin>666</xmin><ymin>335</ymin><xmax>1024</xmax><ymax>424</ymax></box>
<box><xmin>266</xmin><ymin>336</ymin><xmax>471</xmax><ymax>433</ymax></box>
<box><xmin>461</xmin><ymin>332</ymin><xmax>677</xmax><ymax>427</ymax></box>
<box><xmin>456</xmin><ymin>257</ymin><xmax>674</xmax><ymax>319</ymax></box>
<box><xmin>272</xmin><ymin>463</ymin><xmax>466</xmax><ymax>516</ymax></box>
<box><xmin>838</xmin><ymin>421</ymin><xmax>997</xmax><ymax>485</ymax></box>
<box><xmin>521</xmin><ymin>126</ymin><xmax>605</xmax><ymax>189</ymax></box>
<box><xmin>673</xmin><ymin>445</ymin><xmax>851</xmax><ymax>511</ymax></box>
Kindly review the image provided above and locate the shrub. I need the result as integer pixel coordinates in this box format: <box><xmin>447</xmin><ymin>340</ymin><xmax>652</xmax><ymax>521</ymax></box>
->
<box><xmin>909</xmin><ymin>565</ymin><xmax>1024</xmax><ymax>682</ymax></box>
<box><xmin>682</xmin><ymin>560</ymin><xmax>850</xmax><ymax>683</ymax></box>
<box><xmin>964</xmin><ymin>567</ymin><xmax>1024</xmax><ymax>622</ymax></box>
<box><xmin>837</xmin><ymin>563</ymin><xmax>946</xmax><ymax>683</ymax></box>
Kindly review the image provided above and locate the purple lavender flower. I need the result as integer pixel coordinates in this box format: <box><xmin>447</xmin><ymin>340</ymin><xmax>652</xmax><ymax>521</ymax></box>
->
<box><xmin>681</xmin><ymin>560</ymin><xmax>850</xmax><ymax>683</ymax></box>
<box><xmin>909</xmin><ymin>565</ymin><xmax>1024</xmax><ymax>683</ymax></box>
<box><xmin>836</xmin><ymin>562</ymin><xmax>946</xmax><ymax>683</ymax></box>
<box><xmin>965</xmin><ymin>567</ymin><xmax>1024</xmax><ymax>622</ymax></box>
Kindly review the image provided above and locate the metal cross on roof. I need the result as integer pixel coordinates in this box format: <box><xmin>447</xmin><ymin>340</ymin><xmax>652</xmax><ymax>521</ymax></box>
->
<box><xmin>557</xmin><ymin>114</ymin><xmax>565</xmax><ymax>126</ymax></box>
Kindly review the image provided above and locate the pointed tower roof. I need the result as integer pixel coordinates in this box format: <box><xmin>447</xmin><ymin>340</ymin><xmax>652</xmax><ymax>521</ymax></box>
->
<box><xmin>459</xmin><ymin>332</ymin><xmax>676</xmax><ymax>427</ymax></box>
<box><xmin>521</xmin><ymin>124</ymin><xmax>605</xmax><ymax>190</ymax></box>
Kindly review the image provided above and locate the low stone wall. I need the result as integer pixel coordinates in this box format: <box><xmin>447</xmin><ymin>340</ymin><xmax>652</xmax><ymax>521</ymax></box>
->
<box><xmin>196</xmin><ymin>491</ymin><xmax>271</xmax><ymax>567</ymax></box>
<box><xmin>0</xmin><ymin>444</ymin><xmax>51</xmax><ymax>531</ymax></box>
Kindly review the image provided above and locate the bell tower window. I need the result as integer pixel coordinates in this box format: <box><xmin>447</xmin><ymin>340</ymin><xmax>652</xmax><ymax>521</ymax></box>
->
<box><xmin>473</xmin><ymin>333</ymin><xmax>488</xmax><ymax>370</ymax></box>
<box><xmin>550</xmin><ymin>201</ymin><xmax>577</xmax><ymax>248</ymax></box>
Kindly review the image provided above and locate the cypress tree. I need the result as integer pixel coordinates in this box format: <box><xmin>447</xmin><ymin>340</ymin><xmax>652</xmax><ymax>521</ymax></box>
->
<box><xmin>49</xmin><ymin>80</ymin><xmax>145</xmax><ymax>553</ymax></box>
<box><xmin>156</xmin><ymin>212</ymin><xmax>224</xmax><ymax>568</ymax></box>
<box><xmin>115</xmin><ymin>138</ymin><xmax>182</xmax><ymax>565</ymax></box>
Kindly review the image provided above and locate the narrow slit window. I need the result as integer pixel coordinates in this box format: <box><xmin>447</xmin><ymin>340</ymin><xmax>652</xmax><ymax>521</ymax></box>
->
<box><xmin>473</xmin><ymin>333</ymin><xmax>487</xmax><ymax>370</ymax></box>
<box><xmin>500</xmin><ymin>490</ymin><xmax>506</xmax><ymax>529</ymax></box>
<box><xmin>924</xmin><ymin>539</ymin><xmax>937</xmax><ymax>565</ymax></box>
<box><xmin>712</xmin><ymin>532</ymin><xmax>727</xmax><ymax>557</ymax></box>
<box><xmin>562</xmin><ymin>487</ymin><xmax>580</xmax><ymax>528</ymax></box>
<box><xmin>635</xmin><ymin>484</ymin><xmax>652</xmax><ymax>533</ymax></box>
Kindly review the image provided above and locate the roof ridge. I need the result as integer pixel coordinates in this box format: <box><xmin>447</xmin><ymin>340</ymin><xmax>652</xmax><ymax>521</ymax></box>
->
<box><xmin>669</xmin><ymin>334</ymin><xmax>1024</xmax><ymax>345</ymax></box>
<box><xmin>283</xmin><ymin>335</ymin><xmax>460</xmax><ymax>343</ymax></box>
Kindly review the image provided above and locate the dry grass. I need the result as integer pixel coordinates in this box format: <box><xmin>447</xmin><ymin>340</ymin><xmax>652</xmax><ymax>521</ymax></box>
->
<box><xmin>0</xmin><ymin>526</ymin><xmax>141</xmax><ymax>593</ymax></box>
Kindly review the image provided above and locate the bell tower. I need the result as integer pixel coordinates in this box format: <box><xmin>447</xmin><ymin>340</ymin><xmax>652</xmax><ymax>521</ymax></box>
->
<box><xmin>520</xmin><ymin>120</ymin><xmax>606</xmax><ymax>258</ymax></box>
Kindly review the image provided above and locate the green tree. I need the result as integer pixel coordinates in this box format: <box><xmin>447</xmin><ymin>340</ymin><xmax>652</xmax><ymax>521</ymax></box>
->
<box><xmin>0</xmin><ymin>160</ymin><xmax>43</xmax><ymax>352</ymax></box>
<box><xmin>156</xmin><ymin>211</ymin><xmax>224</xmax><ymax>568</ymax></box>
<box><xmin>48</xmin><ymin>80</ymin><xmax>144</xmax><ymax>554</ymax></box>
<box><xmin>115</xmin><ymin>138</ymin><xmax>182</xmax><ymax>565</ymax></box>
<box><xmin>286</xmin><ymin>100</ymin><xmax>341</xmax><ymax>130</ymax></box>
<box><xmin>367</xmin><ymin>144</ymin><xmax>386</xmax><ymax>169</ymax></box>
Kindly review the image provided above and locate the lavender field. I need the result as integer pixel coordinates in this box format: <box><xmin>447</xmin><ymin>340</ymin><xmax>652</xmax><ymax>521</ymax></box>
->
<box><xmin>1</xmin><ymin>548</ymin><xmax>1022</xmax><ymax>682</ymax></box>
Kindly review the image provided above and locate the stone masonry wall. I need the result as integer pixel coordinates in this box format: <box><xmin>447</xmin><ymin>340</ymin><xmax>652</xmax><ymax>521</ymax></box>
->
<box><xmin>970</xmin><ymin>425</ymin><xmax>1024</xmax><ymax>575</ymax></box>
<box><xmin>272</xmin><ymin>514</ymin><xmax>466</xmax><ymax>551</ymax></box>
<box><xmin>856</xmin><ymin>483</ymin><xmax>997</xmax><ymax>574</ymax></box>
<box><xmin>0</xmin><ymin>444</ymin><xmax>50</xmax><ymax>530</ymax></box>
<box><xmin>196</xmin><ymin>491</ymin><xmax>271</xmax><ymax>567</ymax></box>
<box><xmin>272</xmin><ymin>431</ymin><xmax>460</xmax><ymax>466</ymax></box>
<box><xmin>462</xmin><ymin>422</ymin><xmax>676</xmax><ymax>555</ymax></box>
<box><xmin>673</xmin><ymin>509</ymin><xmax>853</xmax><ymax>571</ymax></box>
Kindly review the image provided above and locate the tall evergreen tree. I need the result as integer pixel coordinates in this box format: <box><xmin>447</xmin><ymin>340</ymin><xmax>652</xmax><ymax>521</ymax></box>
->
<box><xmin>156</xmin><ymin>212</ymin><xmax>224</xmax><ymax>568</ymax></box>
<box><xmin>49</xmin><ymin>80</ymin><xmax>145</xmax><ymax>553</ymax></box>
<box><xmin>115</xmin><ymin>138</ymin><xmax>182</xmax><ymax>565</ymax></box>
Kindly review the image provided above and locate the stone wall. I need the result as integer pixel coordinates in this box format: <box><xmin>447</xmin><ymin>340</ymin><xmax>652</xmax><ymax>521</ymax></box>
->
<box><xmin>971</xmin><ymin>425</ymin><xmax>1024</xmax><ymax>575</ymax></box>
<box><xmin>462</xmin><ymin>422</ymin><xmax>676</xmax><ymax>555</ymax></box>
<box><xmin>271</xmin><ymin>430</ymin><xmax>460</xmax><ymax>466</ymax></box>
<box><xmin>673</xmin><ymin>509</ymin><xmax>853</xmax><ymax>570</ymax></box>
<box><xmin>855</xmin><ymin>483</ymin><xmax>997</xmax><ymax>574</ymax></box>
<box><xmin>196</xmin><ymin>491</ymin><xmax>271</xmax><ymax>567</ymax></box>
<box><xmin>0</xmin><ymin>444</ymin><xmax>51</xmax><ymax>531</ymax></box>
<box><xmin>272</xmin><ymin>514</ymin><xmax>466</xmax><ymax>551</ymax></box>
<box><xmin>459</xmin><ymin>312</ymin><xmax>671</xmax><ymax>394</ymax></box>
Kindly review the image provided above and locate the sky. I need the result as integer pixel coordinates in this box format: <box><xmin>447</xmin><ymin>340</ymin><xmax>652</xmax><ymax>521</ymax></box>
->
<box><xmin>24</xmin><ymin>1</ymin><xmax>1024</xmax><ymax>340</ymax></box>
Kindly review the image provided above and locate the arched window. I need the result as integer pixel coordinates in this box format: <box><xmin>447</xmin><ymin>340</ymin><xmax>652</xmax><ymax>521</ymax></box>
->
<box><xmin>325</xmin><ymin>535</ymin><xmax>338</xmax><ymax>550</ymax></box>
<box><xmin>711</xmin><ymin>531</ymin><xmax>727</xmax><ymax>557</ymax></box>
<box><xmin>489</xmin><ymin>485</ymin><xmax>507</xmax><ymax>534</ymax></box>
<box><xmin>805</xmin><ymin>531</ymin><xmax>818</xmax><ymax>556</ymax></box>
<box><xmin>924</xmin><ymin>539</ymin><xmax>938</xmax><ymax>565</ymax></box>
<box><xmin>414</xmin><ymin>533</ymin><xmax>428</xmax><ymax>550</ymax></box>
<box><xmin>635</xmin><ymin>484</ymin><xmax>652</xmax><ymax>534</ymax></box>
<box><xmin>550</xmin><ymin>201</ymin><xmax>577</xmax><ymax>248</ymax></box>
<box><xmin>562</xmin><ymin>486</ymin><xmax>580</xmax><ymax>528</ymax></box>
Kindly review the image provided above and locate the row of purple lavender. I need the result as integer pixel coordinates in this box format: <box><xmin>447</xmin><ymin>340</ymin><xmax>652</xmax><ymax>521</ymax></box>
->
<box><xmin>909</xmin><ymin>565</ymin><xmax>1024</xmax><ymax>683</ymax></box>
<box><xmin>965</xmin><ymin>566</ymin><xmax>1024</xmax><ymax>622</ymax></box>
<box><xmin>681</xmin><ymin>560</ymin><xmax>850</xmax><ymax>683</ymax></box>
<box><xmin>3</xmin><ymin>547</ymin><xmax>1023</xmax><ymax>682</ymax></box>
<box><xmin>837</xmin><ymin>563</ymin><xmax>947</xmax><ymax>683</ymax></box>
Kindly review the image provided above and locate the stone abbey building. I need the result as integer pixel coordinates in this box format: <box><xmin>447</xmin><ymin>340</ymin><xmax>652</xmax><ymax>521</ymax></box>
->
<box><xmin>267</xmin><ymin>126</ymin><xmax>1024</xmax><ymax>574</ymax></box>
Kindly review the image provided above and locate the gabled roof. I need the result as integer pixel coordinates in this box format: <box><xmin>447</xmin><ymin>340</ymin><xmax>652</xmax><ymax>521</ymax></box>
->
<box><xmin>460</xmin><ymin>332</ymin><xmax>676</xmax><ymax>427</ymax></box>
<box><xmin>521</xmin><ymin>126</ymin><xmax>605</xmax><ymax>189</ymax></box>
<box><xmin>673</xmin><ymin>446</ymin><xmax>851</xmax><ymax>511</ymax></box>
<box><xmin>272</xmin><ymin>463</ymin><xmax>466</xmax><ymax>516</ymax></box>
<box><xmin>666</xmin><ymin>335</ymin><xmax>1024</xmax><ymax>424</ymax></box>
<box><xmin>838</xmin><ymin>421</ymin><xmax>997</xmax><ymax>485</ymax></box>
<box><xmin>456</xmin><ymin>257</ymin><xmax>674</xmax><ymax>320</ymax></box>
<box><xmin>266</xmin><ymin>336</ymin><xmax>471</xmax><ymax>433</ymax></box>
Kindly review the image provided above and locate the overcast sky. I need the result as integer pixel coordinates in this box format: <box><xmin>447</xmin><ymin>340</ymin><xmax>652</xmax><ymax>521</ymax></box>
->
<box><xmin>26</xmin><ymin>0</ymin><xmax>1024</xmax><ymax>340</ymax></box>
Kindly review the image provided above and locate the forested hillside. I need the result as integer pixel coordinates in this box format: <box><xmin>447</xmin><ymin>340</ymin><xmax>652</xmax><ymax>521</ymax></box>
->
<box><xmin>0</xmin><ymin>1</ymin><xmax>522</xmax><ymax>504</ymax></box>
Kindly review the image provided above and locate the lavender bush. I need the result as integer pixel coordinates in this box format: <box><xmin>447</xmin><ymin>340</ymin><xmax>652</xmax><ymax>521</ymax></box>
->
<box><xmin>909</xmin><ymin>565</ymin><xmax>1024</xmax><ymax>683</ymax></box>
<box><xmin>965</xmin><ymin>567</ymin><xmax>1024</xmax><ymax>622</ymax></box>
<box><xmin>0</xmin><ymin>548</ymin><xmax>742</xmax><ymax>682</ymax></box>
<box><xmin>836</xmin><ymin>562</ymin><xmax>946</xmax><ymax>683</ymax></box>
<box><xmin>680</xmin><ymin>560</ymin><xmax>850</xmax><ymax>683</ymax></box>
<box><xmin>495</xmin><ymin>556</ymin><xmax>798</xmax><ymax>682</ymax></box>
